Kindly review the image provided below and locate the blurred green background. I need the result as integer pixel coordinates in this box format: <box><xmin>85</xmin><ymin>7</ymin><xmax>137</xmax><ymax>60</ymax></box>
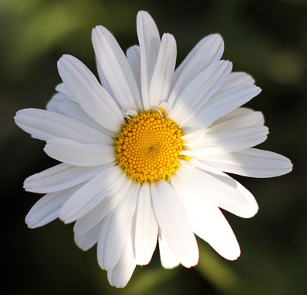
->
<box><xmin>1</xmin><ymin>0</ymin><xmax>306</xmax><ymax>294</ymax></box>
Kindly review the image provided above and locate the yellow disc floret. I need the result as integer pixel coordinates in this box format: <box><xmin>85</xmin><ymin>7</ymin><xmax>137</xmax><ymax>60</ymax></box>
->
<box><xmin>115</xmin><ymin>110</ymin><xmax>187</xmax><ymax>183</ymax></box>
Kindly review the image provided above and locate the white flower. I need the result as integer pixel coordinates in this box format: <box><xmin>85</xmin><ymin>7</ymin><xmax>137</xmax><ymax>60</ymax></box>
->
<box><xmin>14</xmin><ymin>11</ymin><xmax>292</xmax><ymax>288</ymax></box>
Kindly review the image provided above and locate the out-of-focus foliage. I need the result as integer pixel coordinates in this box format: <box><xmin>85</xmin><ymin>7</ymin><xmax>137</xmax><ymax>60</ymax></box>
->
<box><xmin>1</xmin><ymin>0</ymin><xmax>306</xmax><ymax>294</ymax></box>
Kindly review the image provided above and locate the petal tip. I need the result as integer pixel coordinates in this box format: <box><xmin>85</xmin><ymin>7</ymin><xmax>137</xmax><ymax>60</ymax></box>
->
<box><xmin>227</xmin><ymin>251</ymin><xmax>241</xmax><ymax>261</ymax></box>
<box><xmin>137</xmin><ymin>10</ymin><xmax>150</xmax><ymax>19</ymax></box>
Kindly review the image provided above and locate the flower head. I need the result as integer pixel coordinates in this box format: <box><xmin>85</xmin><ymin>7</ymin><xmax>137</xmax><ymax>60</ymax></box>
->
<box><xmin>15</xmin><ymin>11</ymin><xmax>292</xmax><ymax>288</ymax></box>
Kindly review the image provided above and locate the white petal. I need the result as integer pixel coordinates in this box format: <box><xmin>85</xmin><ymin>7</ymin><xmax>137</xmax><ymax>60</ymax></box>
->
<box><xmin>137</xmin><ymin>11</ymin><xmax>160</xmax><ymax>110</ymax></box>
<box><xmin>171</xmin><ymin>175</ymin><xmax>240</xmax><ymax>260</ymax></box>
<box><xmin>149</xmin><ymin>33</ymin><xmax>177</xmax><ymax>107</ymax></box>
<box><xmin>170</xmin><ymin>34</ymin><xmax>224</xmax><ymax>106</ymax></box>
<box><xmin>73</xmin><ymin>195</ymin><xmax>116</xmax><ymax>237</ymax></box>
<box><xmin>96</xmin><ymin>57</ymin><xmax>115</xmax><ymax>99</ymax></box>
<box><xmin>151</xmin><ymin>181</ymin><xmax>199</xmax><ymax>268</ymax></box>
<box><xmin>186</xmin><ymin>126</ymin><xmax>268</xmax><ymax>156</ymax></box>
<box><xmin>212</xmin><ymin>107</ymin><xmax>256</xmax><ymax>126</ymax></box>
<box><xmin>92</xmin><ymin>26</ymin><xmax>142</xmax><ymax>111</ymax></box>
<box><xmin>159</xmin><ymin>101</ymin><xmax>172</xmax><ymax>117</ymax></box>
<box><xmin>217</xmin><ymin>72</ymin><xmax>255</xmax><ymax>93</ymax></box>
<box><xmin>44</xmin><ymin>138</ymin><xmax>115</xmax><ymax>166</ymax></box>
<box><xmin>103</xmin><ymin>182</ymin><xmax>140</xmax><ymax>270</ymax></box>
<box><xmin>107</xmin><ymin>228</ymin><xmax>136</xmax><ymax>288</ymax></box>
<box><xmin>207</xmin><ymin>111</ymin><xmax>264</xmax><ymax>135</ymax></box>
<box><xmin>46</xmin><ymin>93</ymin><xmax>67</xmax><ymax>114</ymax></box>
<box><xmin>126</xmin><ymin>45</ymin><xmax>141</xmax><ymax>92</ymax></box>
<box><xmin>57</xmin><ymin>55</ymin><xmax>124</xmax><ymax>133</ymax></box>
<box><xmin>55</xmin><ymin>83</ymin><xmax>76</xmax><ymax>101</ymax></box>
<box><xmin>74</xmin><ymin>221</ymin><xmax>101</xmax><ymax>251</ymax></box>
<box><xmin>134</xmin><ymin>183</ymin><xmax>158</xmax><ymax>265</ymax></box>
<box><xmin>184</xmin><ymin>84</ymin><xmax>262</xmax><ymax>130</ymax></box>
<box><xmin>25</xmin><ymin>185</ymin><xmax>81</xmax><ymax>228</ymax></box>
<box><xmin>97</xmin><ymin>213</ymin><xmax>113</xmax><ymax>270</ymax></box>
<box><xmin>198</xmin><ymin>148</ymin><xmax>293</xmax><ymax>178</ymax></box>
<box><xmin>59</xmin><ymin>165</ymin><xmax>124</xmax><ymax>223</ymax></box>
<box><xmin>171</xmin><ymin>61</ymin><xmax>232</xmax><ymax>125</ymax></box>
<box><xmin>158</xmin><ymin>232</ymin><xmax>180</xmax><ymax>269</ymax></box>
<box><xmin>195</xmin><ymin>161</ymin><xmax>258</xmax><ymax>218</ymax></box>
<box><xmin>57</xmin><ymin>98</ymin><xmax>114</xmax><ymax>137</ymax></box>
<box><xmin>24</xmin><ymin>163</ymin><xmax>107</xmax><ymax>194</ymax></box>
<box><xmin>181</xmin><ymin>128</ymin><xmax>208</xmax><ymax>146</ymax></box>
<box><xmin>14</xmin><ymin>108</ymin><xmax>112</xmax><ymax>144</ymax></box>
<box><xmin>192</xmin><ymin>208</ymin><xmax>241</xmax><ymax>260</ymax></box>
<box><xmin>73</xmin><ymin>178</ymin><xmax>133</xmax><ymax>236</ymax></box>
<box><xmin>175</xmin><ymin>165</ymin><xmax>255</xmax><ymax>218</ymax></box>
<box><xmin>183</xmin><ymin>111</ymin><xmax>264</xmax><ymax>147</ymax></box>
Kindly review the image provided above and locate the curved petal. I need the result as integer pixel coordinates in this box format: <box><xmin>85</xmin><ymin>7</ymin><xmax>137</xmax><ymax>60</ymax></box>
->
<box><xmin>126</xmin><ymin>45</ymin><xmax>141</xmax><ymax>93</ymax></box>
<box><xmin>212</xmin><ymin>107</ymin><xmax>256</xmax><ymax>126</ymax></box>
<box><xmin>97</xmin><ymin>213</ymin><xmax>113</xmax><ymax>270</ymax></box>
<box><xmin>175</xmin><ymin>165</ymin><xmax>256</xmax><ymax>218</ymax></box>
<box><xmin>56</xmin><ymin>98</ymin><xmax>113</xmax><ymax>137</ymax></box>
<box><xmin>195</xmin><ymin>161</ymin><xmax>258</xmax><ymax>218</ymax></box>
<box><xmin>217</xmin><ymin>72</ymin><xmax>255</xmax><ymax>93</ymax></box>
<box><xmin>25</xmin><ymin>185</ymin><xmax>81</xmax><ymax>228</ymax></box>
<box><xmin>158</xmin><ymin>232</ymin><xmax>180</xmax><ymax>269</ymax></box>
<box><xmin>24</xmin><ymin>163</ymin><xmax>107</xmax><ymax>193</ymax></box>
<box><xmin>171</xmin><ymin>175</ymin><xmax>241</xmax><ymax>260</ymax></box>
<box><xmin>134</xmin><ymin>183</ymin><xmax>158</xmax><ymax>265</ymax></box>
<box><xmin>46</xmin><ymin>93</ymin><xmax>67</xmax><ymax>114</ymax></box>
<box><xmin>182</xmin><ymin>110</ymin><xmax>264</xmax><ymax>146</ymax></box>
<box><xmin>96</xmin><ymin>56</ymin><xmax>115</xmax><ymax>100</ymax></box>
<box><xmin>55</xmin><ymin>83</ymin><xmax>75</xmax><ymax>101</ymax></box>
<box><xmin>137</xmin><ymin>11</ymin><xmax>160</xmax><ymax>110</ymax></box>
<box><xmin>57</xmin><ymin>55</ymin><xmax>124</xmax><ymax>133</ymax></box>
<box><xmin>151</xmin><ymin>181</ymin><xmax>199</xmax><ymax>268</ymax></box>
<box><xmin>185</xmin><ymin>126</ymin><xmax>268</xmax><ymax>156</ymax></box>
<box><xmin>73</xmin><ymin>195</ymin><xmax>117</xmax><ymax>237</ymax></box>
<box><xmin>103</xmin><ymin>182</ymin><xmax>140</xmax><ymax>270</ymax></box>
<box><xmin>171</xmin><ymin>61</ymin><xmax>232</xmax><ymax>125</ymax></box>
<box><xmin>107</xmin><ymin>227</ymin><xmax>136</xmax><ymax>288</ymax></box>
<box><xmin>59</xmin><ymin>165</ymin><xmax>124</xmax><ymax>223</ymax></box>
<box><xmin>183</xmin><ymin>84</ymin><xmax>262</xmax><ymax>131</ymax></box>
<box><xmin>74</xmin><ymin>220</ymin><xmax>101</xmax><ymax>251</ymax></box>
<box><xmin>14</xmin><ymin>108</ymin><xmax>112</xmax><ymax>144</ymax></box>
<box><xmin>92</xmin><ymin>26</ymin><xmax>142</xmax><ymax>111</ymax></box>
<box><xmin>169</xmin><ymin>34</ymin><xmax>224</xmax><ymax>106</ymax></box>
<box><xmin>198</xmin><ymin>148</ymin><xmax>293</xmax><ymax>178</ymax></box>
<box><xmin>207</xmin><ymin>111</ymin><xmax>265</xmax><ymax>134</ymax></box>
<box><xmin>44</xmin><ymin>138</ymin><xmax>115</xmax><ymax>166</ymax></box>
<box><xmin>149</xmin><ymin>33</ymin><xmax>177</xmax><ymax>107</ymax></box>
<box><xmin>74</xmin><ymin>178</ymin><xmax>133</xmax><ymax>236</ymax></box>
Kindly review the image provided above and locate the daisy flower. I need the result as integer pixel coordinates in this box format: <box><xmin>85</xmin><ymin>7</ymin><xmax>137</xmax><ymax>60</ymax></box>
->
<box><xmin>14</xmin><ymin>11</ymin><xmax>292</xmax><ymax>288</ymax></box>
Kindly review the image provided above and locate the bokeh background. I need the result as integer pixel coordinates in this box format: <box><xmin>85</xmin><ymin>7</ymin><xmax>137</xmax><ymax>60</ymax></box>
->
<box><xmin>1</xmin><ymin>0</ymin><xmax>306</xmax><ymax>294</ymax></box>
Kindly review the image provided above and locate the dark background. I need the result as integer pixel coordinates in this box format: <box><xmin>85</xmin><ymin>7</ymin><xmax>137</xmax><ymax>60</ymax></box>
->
<box><xmin>1</xmin><ymin>0</ymin><xmax>306</xmax><ymax>294</ymax></box>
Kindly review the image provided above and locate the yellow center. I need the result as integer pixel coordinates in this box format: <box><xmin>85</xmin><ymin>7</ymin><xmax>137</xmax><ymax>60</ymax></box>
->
<box><xmin>115</xmin><ymin>110</ymin><xmax>188</xmax><ymax>183</ymax></box>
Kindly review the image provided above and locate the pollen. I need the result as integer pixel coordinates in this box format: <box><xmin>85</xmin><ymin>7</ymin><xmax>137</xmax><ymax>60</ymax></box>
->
<box><xmin>114</xmin><ymin>110</ymin><xmax>188</xmax><ymax>183</ymax></box>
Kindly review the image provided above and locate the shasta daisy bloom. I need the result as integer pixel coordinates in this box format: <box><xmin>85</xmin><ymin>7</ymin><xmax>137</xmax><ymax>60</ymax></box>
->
<box><xmin>15</xmin><ymin>11</ymin><xmax>292</xmax><ymax>288</ymax></box>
